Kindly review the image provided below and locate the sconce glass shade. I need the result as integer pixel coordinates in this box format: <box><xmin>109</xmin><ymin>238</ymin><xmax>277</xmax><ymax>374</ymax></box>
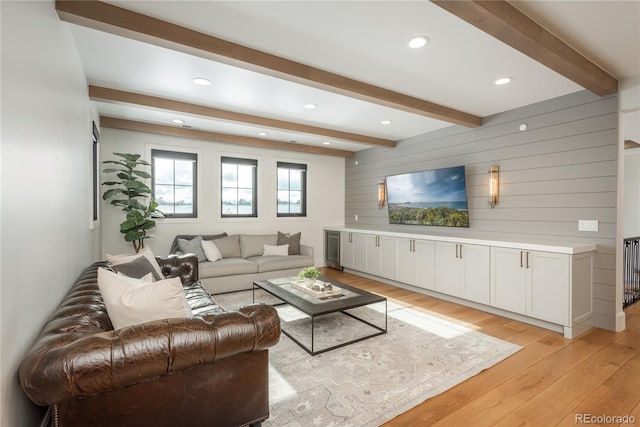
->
<box><xmin>378</xmin><ymin>180</ymin><xmax>386</xmax><ymax>209</ymax></box>
<box><xmin>489</xmin><ymin>165</ymin><xmax>499</xmax><ymax>208</ymax></box>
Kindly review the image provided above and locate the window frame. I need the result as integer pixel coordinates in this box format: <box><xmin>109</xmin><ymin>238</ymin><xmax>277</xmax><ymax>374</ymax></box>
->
<box><xmin>276</xmin><ymin>161</ymin><xmax>307</xmax><ymax>217</ymax></box>
<box><xmin>151</xmin><ymin>149</ymin><xmax>198</xmax><ymax>219</ymax></box>
<box><xmin>221</xmin><ymin>156</ymin><xmax>258</xmax><ymax>218</ymax></box>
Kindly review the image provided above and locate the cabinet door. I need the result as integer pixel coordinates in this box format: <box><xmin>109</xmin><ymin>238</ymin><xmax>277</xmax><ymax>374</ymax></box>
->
<box><xmin>435</xmin><ymin>241</ymin><xmax>461</xmax><ymax>296</ymax></box>
<box><xmin>395</xmin><ymin>238</ymin><xmax>414</xmax><ymax>284</ymax></box>
<box><xmin>379</xmin><ymin>236</ymin><xmax>396</xmax><ymax>279</ymax></box>
<box><xmin>352</xmin><ymin>233</ymin><xmax>367</xmax><ymax>272</ymax></box>
<box><xmin>460</xmin><ymin>244</ymin><xmax>490</xmax><ymax>304</ymax></box>
<box><xmin>340</xmin><ymin>232</ymin><xmax>354</xmax><ymax>268</ymax></box>
<box><xmin>365</xmin><ymin>235</ymin><xmax>380</xmax><ymax>275</ymax></box>
<box><xmin>526</xmin><ymin>251</ymin><xmax>569</xmax><ymax>324</ymax></box>
<box><xmin>490</xmin><ymin>247</ymin><xmax>526</xmax><ymax>314</ymax></box>
<box><xmin>414</xmin><ymin>239</ymin><xmax>436</xmax><ymax>290</ymax></box>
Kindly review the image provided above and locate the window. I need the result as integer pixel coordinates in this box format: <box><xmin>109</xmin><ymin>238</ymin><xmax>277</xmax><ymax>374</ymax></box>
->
<box><xmin>152</xmin><ymin>149</ymin><xmax>197</xmax><ymax>218</ymax></box>
<box><xmin>277</xmin><ymin>162</ymin><xmax>307</xmax><ymax>217</ymax></box>
<box><xmin>221</xmin><ymin>156</ymin><xmax>257</xmax><ymax>217</ymax></box>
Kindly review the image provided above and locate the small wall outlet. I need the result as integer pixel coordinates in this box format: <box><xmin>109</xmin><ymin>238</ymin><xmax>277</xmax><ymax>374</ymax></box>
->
<box><xmin>354</xmin><ymin>214</ymin><xmax>359</xmax><ymax>221</ymax></box>
<box><xmin>578</xmin><ymin>220</ymin><xmax>599</xmax><ymax>232</ymax></box>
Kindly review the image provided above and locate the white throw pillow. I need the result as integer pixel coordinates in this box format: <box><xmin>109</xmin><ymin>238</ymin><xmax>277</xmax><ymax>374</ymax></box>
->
<box><xmin>106</xmin><ymin>246</ymin><xmax>164</xmax><ymax>279</ymax></box>
<box><xmin>97</xmin><ymin>268</ymin><xmax>192</xmax><ymax>330</ymax></box>
<box><xmin>263</xmin><ymin>244</ymin><xmax>289</xmax><ymax>256</ymax></box>
<box><xmin>201</xmin><ymin>239</ymin><xmax>222</xmax><ymax>262</ymax></box>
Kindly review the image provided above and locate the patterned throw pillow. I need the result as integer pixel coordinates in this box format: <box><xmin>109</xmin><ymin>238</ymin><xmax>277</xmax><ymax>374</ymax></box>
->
<box><xmin>277</xmin><ymin>231</ymin><xmax>301</xmax><ymax>255</ymax></box>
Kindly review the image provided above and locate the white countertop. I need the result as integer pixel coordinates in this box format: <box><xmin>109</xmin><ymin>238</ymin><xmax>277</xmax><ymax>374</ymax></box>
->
<box><xmin>323</xmin><ymin>226</ymin><xmax>597</xmax><ymax>255</ymax></box>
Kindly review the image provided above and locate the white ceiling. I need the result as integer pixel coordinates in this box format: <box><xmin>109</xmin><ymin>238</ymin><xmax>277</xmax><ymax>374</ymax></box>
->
<box><xmin>67</xmin><ymin>1</ymin><xmax>640</xmax><ymax>153</ymax></box>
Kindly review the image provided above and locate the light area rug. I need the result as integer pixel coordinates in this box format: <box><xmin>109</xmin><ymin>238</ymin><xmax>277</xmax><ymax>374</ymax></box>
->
<box><xmin>214</xmin><ymin>290</ymin><xmax>522</xmax><ymax>427</ymax></box>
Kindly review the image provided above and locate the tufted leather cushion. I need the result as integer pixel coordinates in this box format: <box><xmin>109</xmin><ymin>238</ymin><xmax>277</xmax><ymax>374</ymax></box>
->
<box><xmin>157</xmin><ymin>254</ymin><xmax>199</xmax><ymax>285</ymax></box>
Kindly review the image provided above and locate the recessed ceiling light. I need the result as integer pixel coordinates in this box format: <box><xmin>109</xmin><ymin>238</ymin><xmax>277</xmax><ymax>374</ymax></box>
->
<box><xmin>172</xmin><ymin>119</ymin><xmax>184</xmax><ymax>124</ymax></box>
<box><xmin>408</xmin><ymin>36</ymin><xmax>429</xmax><ymax>49</ymax></box>
<box><xmin>304</xmin><ymin>103</ymin><xmax>317</xmax><ymax>109</ymax></box>
<box><xmin>258</xmin><ymin>132</ymin><xmax>268</xmax><ymax>136</ymax></box>
<box><xmin>495</xmin><ymin>77</ymin><xmax>513</xmax><ymax>85</ymax></box>
<box><xmin>322</xmin><ymin>141</ymin><xmax>331</xmax><ymax>145</ymax></box>
<box><xmin>381</xmin><ymin>120</ymin><xmax>393</xmax><ymax>125</ymax></box>
<box><xmin>192</xmin><ymin>77</ymin><xmax>212</xmax><ymax>86</ymax></box>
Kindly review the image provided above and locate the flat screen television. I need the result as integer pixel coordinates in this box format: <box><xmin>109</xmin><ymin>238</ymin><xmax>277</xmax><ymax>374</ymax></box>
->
<box><xmin>386</xmin><ymin>165</ymin><xmax>469</xmax><ymax>228</ymax></box>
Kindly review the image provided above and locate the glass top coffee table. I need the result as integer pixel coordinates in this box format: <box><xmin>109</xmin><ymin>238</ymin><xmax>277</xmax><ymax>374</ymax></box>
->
<box><xmin>253</xmin><ymin>277</ymin><xmax>387</xmax><ymax>355</ymax></box>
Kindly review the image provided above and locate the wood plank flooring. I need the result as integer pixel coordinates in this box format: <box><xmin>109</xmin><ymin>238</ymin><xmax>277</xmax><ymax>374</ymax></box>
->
<box><xmin>318</xmin><ymin>267</ymin><xmax>640</xmax><ymax>427</ymax></box>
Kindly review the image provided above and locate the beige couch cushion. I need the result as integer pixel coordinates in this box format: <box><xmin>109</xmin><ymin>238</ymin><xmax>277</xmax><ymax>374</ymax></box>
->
<box><xmin>248</xmin><ymin>254</ymin><xmax>314</xmax><ymax>273</ymax></box>
<box><xmin>199</xmin><ymin>258</ymin><xmax>258</xmax><ymax>278</ymax></box>
<box><xmin>240</xmin><ymin>234</ymin><xmax>277</xmax><ymax>258</ymax></box>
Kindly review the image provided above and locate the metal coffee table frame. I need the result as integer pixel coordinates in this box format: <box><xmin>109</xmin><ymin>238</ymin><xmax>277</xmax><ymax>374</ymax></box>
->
<box><xmin>253</xmin><ymin>277</ymin><xmax>387</xmax><ymax>356</ymax></box>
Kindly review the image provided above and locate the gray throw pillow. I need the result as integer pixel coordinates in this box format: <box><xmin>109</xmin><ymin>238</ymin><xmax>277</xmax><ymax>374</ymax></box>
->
<box><xmin>177</xmin><ymin>235</ymin><xmax>206</xmax><ymax>262</ymax></box>
<box><xmin>111</xmin><ymin>255</ymin><xmax>162</xmax><ymax>281</ymax></box>
<box><xmin>169</xmin><ymin>233</ymin><xmax>227</xmax><ymax>254</ymax></box>
<box><xmin>277</xmin><ymin>231</ymin><xmax>301</xmax><ymax>255</ymax></box>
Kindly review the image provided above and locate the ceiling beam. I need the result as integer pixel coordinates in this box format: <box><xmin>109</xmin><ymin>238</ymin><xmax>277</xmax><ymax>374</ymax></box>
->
<box><xmin>56</xmin><ymin>0</ymin><xmax>482</xmax><ymax>128</ymax></box>
<box><xmin>100</xmin><ymin>117</ymin><xmax>356</xmax><ymax>158</ymax></box>
<box><xmin>431</xmin><ymin>0</ymin><xmax>618</xmax><ymax>96</ymax></box>
<box><xmin>89</xmin><ymin>86</ymin><xmax>395</xmax><ymax>148</ymax></box>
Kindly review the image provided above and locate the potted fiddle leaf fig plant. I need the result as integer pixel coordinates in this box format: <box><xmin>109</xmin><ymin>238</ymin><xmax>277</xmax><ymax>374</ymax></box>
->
<box><xmin>102</xmin><ymin>152</ymin><xmax>164</xmax><ymax>253</ymax></box>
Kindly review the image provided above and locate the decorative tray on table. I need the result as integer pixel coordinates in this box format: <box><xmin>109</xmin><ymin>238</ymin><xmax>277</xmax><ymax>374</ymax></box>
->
<box><xmin>291</xmin><ymin>279</ymin><xmax>343</xmax><ymax>298</ymax></box>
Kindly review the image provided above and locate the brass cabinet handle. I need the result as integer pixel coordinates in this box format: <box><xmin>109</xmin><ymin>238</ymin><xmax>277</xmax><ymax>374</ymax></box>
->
<box><xmin>520</xmin><ymin>251</ymin><xmax>523</xmax><ymax>268</ymax></box>
<box><xmin>455</xmin><ymin>244</ymin><xmax>459</xmax><ymax>258</ymax></box>
<box><xmin>460</xmin><ymin>245</ymin><xmax>463</xmax><ymax>259</ymax></box>
<box><xmin>526</xmin><ymin>252</ymin><xmax>530</xmax><ymax>269</ymax></box>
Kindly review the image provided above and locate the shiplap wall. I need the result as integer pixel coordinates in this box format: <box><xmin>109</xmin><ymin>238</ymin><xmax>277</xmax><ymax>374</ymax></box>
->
<box><xmin>345</xmin><ymin>90</ymin><xmax>619</xmax><ymax>330</ymax></box>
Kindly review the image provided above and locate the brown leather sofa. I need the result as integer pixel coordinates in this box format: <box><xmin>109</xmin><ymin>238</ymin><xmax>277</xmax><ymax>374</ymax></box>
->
<box><xmin>18</xmin><ymin>254</ymin><xmax>281</xmax><ymax>427</ymax></box>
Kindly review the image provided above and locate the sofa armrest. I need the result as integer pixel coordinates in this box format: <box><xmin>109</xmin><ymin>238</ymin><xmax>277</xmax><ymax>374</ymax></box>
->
<box><xmin>300</xmin><ymin>244</ymin><xmax>314</xmax><ymax>258</ymax></box>
<box><xmin>156</xmin><ymin>254</ymin><xmax>199</xmax><ymax>285</ymax></box>
<box><xmin>19</xmin><ymin>304</ymin><xmax>280</xmax><ymax>406</ymax></box>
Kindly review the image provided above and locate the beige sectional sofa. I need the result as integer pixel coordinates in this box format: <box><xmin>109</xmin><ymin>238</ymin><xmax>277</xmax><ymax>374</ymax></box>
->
<box><xmin>169</xmin><ymin>232</ymin><xmax>315</xmax><ymax>294</ymax></box>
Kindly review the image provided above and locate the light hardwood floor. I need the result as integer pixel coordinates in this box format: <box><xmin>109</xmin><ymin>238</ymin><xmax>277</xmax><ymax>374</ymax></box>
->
<box><xmin>318</xmin><ymin>267</ymin><xmax>640</xmax><ymax>427</ymax></box>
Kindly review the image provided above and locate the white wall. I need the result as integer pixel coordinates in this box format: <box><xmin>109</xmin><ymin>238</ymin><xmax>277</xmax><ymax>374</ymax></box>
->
<box><xmin>0</xmin><ymin>2</ymin><xmax>100</xmax><ymax>426</ymax></box>
<box><xmin>99</xmin><ymin>128</ymin><xmax>345</xmax><ymax>266</ymax></box>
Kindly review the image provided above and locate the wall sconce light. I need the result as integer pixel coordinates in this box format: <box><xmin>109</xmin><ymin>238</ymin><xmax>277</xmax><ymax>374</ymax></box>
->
<box><xmin>489</xmin><ymin>165</ymin><xmax>499</xmax><ymax>208</ymax></box>
<box><xmin>378</xmin><ymin>180</ymin><xmax>386</xmax><ymax>209</ymax></box>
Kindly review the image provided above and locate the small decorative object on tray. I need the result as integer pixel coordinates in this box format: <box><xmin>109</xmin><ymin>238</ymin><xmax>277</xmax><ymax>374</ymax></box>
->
<box><xmin>293</xmin><ymin>267</ymin><xmax>342</xmax><ymax>298</ymax></box>
<box><xmin>292</xmin><ymin>279</ymin><xmax>342</xmax><ymax>298</ymax></box>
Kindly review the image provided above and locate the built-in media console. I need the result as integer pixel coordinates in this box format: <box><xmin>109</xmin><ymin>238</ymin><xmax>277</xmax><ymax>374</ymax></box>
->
<box><xmin>323</xmin><ymin>227</ymin><xmax>596</xmax><ymax>339</ymax></box>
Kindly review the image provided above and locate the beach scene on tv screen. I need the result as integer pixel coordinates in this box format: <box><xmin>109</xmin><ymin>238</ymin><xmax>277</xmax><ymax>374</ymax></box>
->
<box><xmin>386</xmin><ymin>166</ymin><xmax>469</xmax><ymax>228</ymax></box>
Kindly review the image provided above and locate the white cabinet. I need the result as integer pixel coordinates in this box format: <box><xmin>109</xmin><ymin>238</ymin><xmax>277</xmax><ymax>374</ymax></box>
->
<box><xmin>340</xmin><ymin>232</ymin><xmax>354</xmax><ymax>269</ymax></box>
<box><xmin>491</xmin><ymin>247</ymin><xmax>569</xmax><ymax>325</ymax></box>
<box><xmin>331</xmin><ymin>227</ymin><xmax>593</xmax><ymax>338</ymax></box>
<box><xmin>436</xmin><ymin>242</ymin><xmax>490</xmax><ymax>304</ymax></box>
<box><xmin>340</xmin><ymin>232</ymin><xmax>366</xmax><ymax>270</ymax></box>
<box><xmin>395</xmin><ymin>238</ymin><xmax>436</xmax><ymax>290</ymax></box>
<box><xmin>365</xmin><ymin>235</ymin><xmax>395</xmax><ymax>279</ymax></box>
<box><xmin>352</xmin><ymin>233</ymin><xmax>367</xmax><ymax>272</ymax></box>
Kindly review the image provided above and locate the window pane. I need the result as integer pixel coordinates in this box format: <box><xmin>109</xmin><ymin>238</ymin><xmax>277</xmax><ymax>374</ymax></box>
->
<box><xmin>154</xmin><ymin>158</ymin><xmax>174</xmax><ymax>185</ymax></box>
<box><xmin>277</xmin><ymin>169</ymin><xmax>289</xmax><ymax>190</ymax></box>
<box><xmin>289</xmin><ymin>170</ymin><xmax>302</xmax><ymax>191</ymax></box>
<box><xmin>174</xmin><ymin>186</ymin><xmax>193</xmax><ymax>214</ymax></box>
<box><xmin>238</xmin><ymin>165</ymin><xmax>253</xmax><ymax>188</ymax></box>
<box><xmin>174</xmin><ymin>160</ymin><xmax>193</xmax><ymax>185</ymax></box>
<box><xmin>276</xmin><ymin>162</ymin><xmax>306</xmax><ymax>217</ymax></box>
<box><xmin>152</xmin><ymin>150</ymin><xmax>197</xmax><ymax>218</ymax></box>
<box><xmin>222</xmin><ymin>163</ymin><xmax>237</xmax><ymax>187</ymax></box>
<box><xmin>221</xmin><ymin>157</ymin><xmax>257</xmax><ymax>217</ymax></box>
